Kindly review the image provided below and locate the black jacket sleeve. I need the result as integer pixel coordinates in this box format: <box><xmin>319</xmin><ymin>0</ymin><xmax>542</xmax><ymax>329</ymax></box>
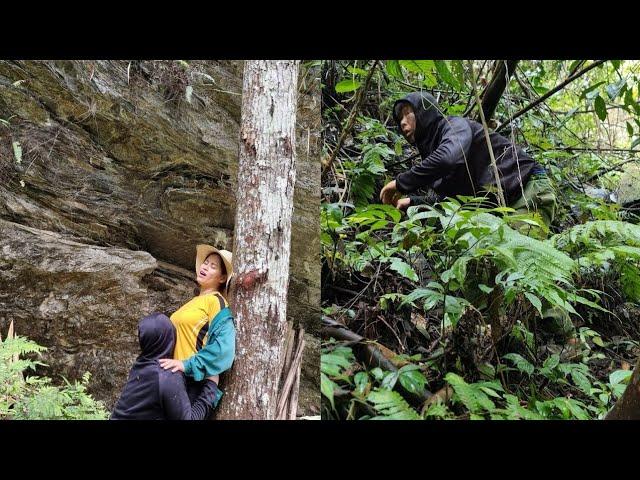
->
<box><xmin>396</xmin><ymin>117</ymin><xmax>473</xmax><ymax>194</ymax></box>
<box><xmin>159</xmin><ymin>371</ymin><xmax>218</xmax><ymax>420</ymax></box>
<box><xmin>409</xmin><ymin>195</ymin><xmax>427</xmax><ymax>206</ymax></box>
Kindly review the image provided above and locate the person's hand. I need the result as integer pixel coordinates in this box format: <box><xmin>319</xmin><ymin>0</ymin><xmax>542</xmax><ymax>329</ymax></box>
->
<box><xmin>380</xmin><ymin>180</ymin><xmax>399</xmax><ymax>205</ymax></box>
<box><xmin>159</xmin><ymin>359</ymin><xmax>184</xmax><ymax>373</ymax></box>
<box><xmin>206</xmin><ymin>375</ymin><xmax>220</xmax><ymax>384</ymax></box>
<box><xmin>395</xmin><ymin>197</ymin><xmax>411</xmax><ymax>211</ymax></box>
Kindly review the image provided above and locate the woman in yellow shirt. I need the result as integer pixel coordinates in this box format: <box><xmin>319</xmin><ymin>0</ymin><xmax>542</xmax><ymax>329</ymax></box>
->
<box><xmin>159</xmin><ymin>245</ymin><xmax>236</xmax><ymax>409</ymax></box>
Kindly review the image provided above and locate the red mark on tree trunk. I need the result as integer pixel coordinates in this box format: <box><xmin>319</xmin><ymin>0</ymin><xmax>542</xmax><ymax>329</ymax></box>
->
<box><xmin>235</xmin><ymin>269</ymin><xmax>267</xmax><ymax>290</ymax></box>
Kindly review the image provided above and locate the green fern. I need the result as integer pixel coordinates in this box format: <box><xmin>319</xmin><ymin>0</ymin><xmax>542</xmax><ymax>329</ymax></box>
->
<box><xmin>501</xmin><ymin>394</ymin><xmax>543</xmax><ymax>420</ymax></box>
<box><xmin>1</xmin><ymin>334</ymin><xmax>107</xmax><ymax>420</ymax></box>
<box><xmin>445</xmin><ymin>372</ymin><xmax>497</xmax><ymax>416</ymax></box>
<box><xmin>553</xmin><ymin>220</ymin><xmax>640</xmax><ymax>251</ymax></box>
<box><xmin>552</xmin><ymin>220</ymin><xmax>640</xmax><ymax>301</ymax></box>
<box><xmin>366</xmin><ymin>388</ymin><xmax>421</xmax><ymax>420</ymax></box>
<box><xmin>503</xmin><ymin>353</ymin><xmax>535</xmax><ymax>376</ymax></box>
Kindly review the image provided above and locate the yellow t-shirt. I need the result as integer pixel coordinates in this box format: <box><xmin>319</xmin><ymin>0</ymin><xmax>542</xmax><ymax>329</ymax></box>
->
<box><xmin>170</xmin><ymin>292</ymin><xmax>227</xmax><ymax>361</ymax></box>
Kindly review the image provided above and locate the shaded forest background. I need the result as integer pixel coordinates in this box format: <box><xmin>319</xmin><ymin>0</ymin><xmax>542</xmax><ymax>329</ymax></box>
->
<box><xmin>321</xmin><ymin>60</ymin><xmax>640</xmax><ymax>419</ymax></box>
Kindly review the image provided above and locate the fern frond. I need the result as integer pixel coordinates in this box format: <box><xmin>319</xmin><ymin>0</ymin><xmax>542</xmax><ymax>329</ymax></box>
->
<box><xmin>445</xmin><ymin>372</ymin><xmax>496</xmax><ymax>415</ymax></box>
<box><xmin>367</xmin><ymin>389</ymin><xmax>421</xmax><ymax>420</ymax></box>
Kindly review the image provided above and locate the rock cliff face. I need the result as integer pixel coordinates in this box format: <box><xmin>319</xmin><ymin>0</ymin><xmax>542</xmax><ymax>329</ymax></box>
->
<box><xmin>0</xmin><ymin>60</ymin><xmax>320</xmax><ymax>414</ymax></box>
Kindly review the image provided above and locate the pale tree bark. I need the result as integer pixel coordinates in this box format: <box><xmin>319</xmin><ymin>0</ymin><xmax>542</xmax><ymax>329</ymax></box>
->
<box><xmin>606</xmin><ymin>357</ymin><xmax>640</xmax><ymax>420</ymax></box>
<box><xmin>215</xmin><ymin>60</ymin><xmax>300</xmax><ymax>420</ymax></box>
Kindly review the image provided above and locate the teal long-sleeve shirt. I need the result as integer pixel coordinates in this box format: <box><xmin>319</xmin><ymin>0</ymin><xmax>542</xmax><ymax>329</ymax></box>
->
<box><xmin>183</xmin><ymin>307</ymin><xmax>236</xmax><ymax>383</ymax></box>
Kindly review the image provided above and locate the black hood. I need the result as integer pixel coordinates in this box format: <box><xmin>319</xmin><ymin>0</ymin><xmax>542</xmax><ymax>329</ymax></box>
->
<box><xmin>138</xmin><ymin>313</ymin><xmax>176</xmax><ymax>360</ymax></box>
<box><xmin>393</xmin><ymin>92</ymin><xmax>444</xmax><ymax>145</ymax></box>
<box><xmin>111</xmin><ymin>313</ymin><xmax>177</xmax><ymax>419</ymax></box>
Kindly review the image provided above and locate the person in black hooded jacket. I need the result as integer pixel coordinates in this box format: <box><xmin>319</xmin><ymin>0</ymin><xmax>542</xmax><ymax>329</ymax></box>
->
<box><xmin>379</xmin><ymin>92</ymin><xmax>575</xmax><ymax>339</ymax></box>
<box><xmin>110</xmin><ymin>313</ymin><xmax>219</xmax><ymax>420</ymax></box>
<box><xmin>380</xmin><ymin>92</ymin><xmax>557</xmax><ymax>226</ymax></box>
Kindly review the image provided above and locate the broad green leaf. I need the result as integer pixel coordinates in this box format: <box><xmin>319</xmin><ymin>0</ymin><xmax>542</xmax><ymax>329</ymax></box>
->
<box><xmin>399</xmin><ymin>60</ymin><xmax>434</xmax><ymax>74</ymax></box>
<box><xmin>503</xmin><ymin>353</ymin><xmax>534</xmax><ymax>376</ymax></box>
<box><xmin>389</xmin><ymin>259</ymin><xmax>419</xmax><ymax>282</ymax></box>
<box><xmin>563</xmin><ymin>398</ymin><xmax>590</xmax><ymax>420</ymax></box>
<box><xmin>373</xmin><ymin>204</ymin><xmax>401</xmax><ymax>223</ymax></box>
<box><xmin>594</xmin><ymin>95</ymin><xmax>607</xmax><ymax>121</ymax></box>
<box><xmin>394</xmin><ymin>139</ymin><xmax>404</xmax><ymax>155</ymax></box>
<box><xmin>321</xmin><ymin>352</ymin><xmax>353</xmax><ymax>377</ymax></box>
<box><xmin>434</xmin><ymin>60</ymin><xmax>461</xmax><ymax>90</ymax></box>
<box><xmin>320</xmin><ymin>372</ymin><xmax>336</xmax><ymax>410</ymax></box>
<box><xmin>386</xmin><ymin>60</ymin><xmax>403</xmax><ymax>80</ymax></box>
<box><xmin>478</xmin><ymin>363</ymin><xmax>496</xmax><ymax>379</ymax></box>
<box><xmin>524</xmin><ymin>292</ymin><xmax>543</xmax><ymax>316</ymax></box>
<box><xmin>444</xmin><ymin>295</ymin><xmax>470</xmax><ymax>327</ymax></box>
<box><xmin>347</xmin><ymin>66</ymin><xmax>368</xmax><ymax>76</ymax></box>
<box><xmin>335</xmin><ymin>79</ymin><xmax>361</xmax><ymax>93</ymax></box>
<box><xmin>370</xmin><ymin>367</ymin><xmax>385</xmax><ymax>381</ymax></box>
<box><xmin>543</xmin><ymin>354</ymin><xmax>560</xmax><ymax>371</ymax></box>
<box><xmin>451</xmin><ymin>60</ymin><xmax>466</xmax><ymax>89</ymax></box>
<box><xmin>353</xmin><ymin>371</ymin><xmax>371</xmax><ymax>397</ymax></box>
<box><xmin>400</xmin><ymin>287</ymin><xmax>442</xmax><ymax>310</ymax></box>
<box><xmin>609</xmin><ymin>369</ymin><xmax>633</xmax><ymax>386</ymax></box>
<box><xmin>571</xmin><ymin>369</ymin><xmax>591</xmax><ymax>394</ymax></box>
<box><xmin>398</xmin><ymin>368</ymin><xmax>427</xmax><ymax>395</ymax></box>
<box><xmin>451</xmin><ymin>257</ymin><xmax>469</xmax><ymax>284</ymax></box>
<box><xmin>381</xmin><ymin>371</ymin><xmax>400</xmax><ymax>390</ymax></box>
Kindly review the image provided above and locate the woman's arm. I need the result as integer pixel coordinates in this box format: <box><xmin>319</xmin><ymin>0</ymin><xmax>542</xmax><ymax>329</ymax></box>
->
<box><xmin>183</xmin><ymin>309</ymin><xmax>236</xmax><ymax>382</ymax></box>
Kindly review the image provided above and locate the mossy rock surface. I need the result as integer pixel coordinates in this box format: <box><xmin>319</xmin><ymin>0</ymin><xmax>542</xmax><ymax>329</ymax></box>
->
<box><xmin>0</xmin><ymin>60</ymin><xmax>319</xmax><ymax>414</ymax></box>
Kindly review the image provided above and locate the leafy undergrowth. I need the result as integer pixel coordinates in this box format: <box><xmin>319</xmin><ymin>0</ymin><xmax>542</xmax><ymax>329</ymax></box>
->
<box><xmin>321</xmin><ymin>199</ymin><xmax>640</xmax><ymax>419</ymax></box>
<box><xmin>1</xmin><ymin>334</ymin><xmax>109</xmax><ymax>420</ymax></box>
<box><xmin>321</xmin><ymin>60</ymin><xmax>640</xmax><ymax>419</ymax></box>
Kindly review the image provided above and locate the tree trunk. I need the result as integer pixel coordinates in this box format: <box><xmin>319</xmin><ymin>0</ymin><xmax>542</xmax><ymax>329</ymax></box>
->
<box><xmin>477</xmin><ymin>60</ymin><xmax>519</xmax><ymax>122</ymax></box>
<box><xmin>215</xmin><ymin>60</ymin><xmax>300</xmax><ymax>420</ymax></box>
<box><xmin>606</xmin><ymin>357</ymin><xmax>640</xmax><ymax>420</ymax></box>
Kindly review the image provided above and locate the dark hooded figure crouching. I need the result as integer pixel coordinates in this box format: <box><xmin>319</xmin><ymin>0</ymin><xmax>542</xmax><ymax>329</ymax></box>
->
<box><xmin>380</xmin><ymin>92</ymin><xmax>575</xmax><ymax>340</ymax></box>
<box><xmin>110</xmin><ymin>313</ymin><xmax>219</xmax><ymax>420</ymax></box>
<box><xmin>380</xmin><ymin>92</ymin><xmax>557</xmax><ymax>227</ymax></box>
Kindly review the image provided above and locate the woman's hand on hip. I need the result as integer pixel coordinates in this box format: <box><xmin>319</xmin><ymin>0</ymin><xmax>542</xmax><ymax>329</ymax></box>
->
<box><xmin>159</xmin><ymin>358</ymin><xmax>185</xmax><ymax>373</ymax></box>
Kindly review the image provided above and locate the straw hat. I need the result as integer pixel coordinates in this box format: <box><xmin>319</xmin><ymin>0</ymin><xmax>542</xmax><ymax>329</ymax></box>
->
<box><xmin>195</xmin><ymin>244</ymin><xmax>233</xmax><ymax>294</ymax></box>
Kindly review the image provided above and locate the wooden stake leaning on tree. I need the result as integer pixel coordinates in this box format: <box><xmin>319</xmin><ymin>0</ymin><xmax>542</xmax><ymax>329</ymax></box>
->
<box><xmin>275</xmin><ymin>325</ymin><xmax>306</xmax><ymax>420</ymax></box>
<box><xmin>215</xmin><ymin>60</ymin><xmax>300</xmax><ymax>420</ymax></box>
